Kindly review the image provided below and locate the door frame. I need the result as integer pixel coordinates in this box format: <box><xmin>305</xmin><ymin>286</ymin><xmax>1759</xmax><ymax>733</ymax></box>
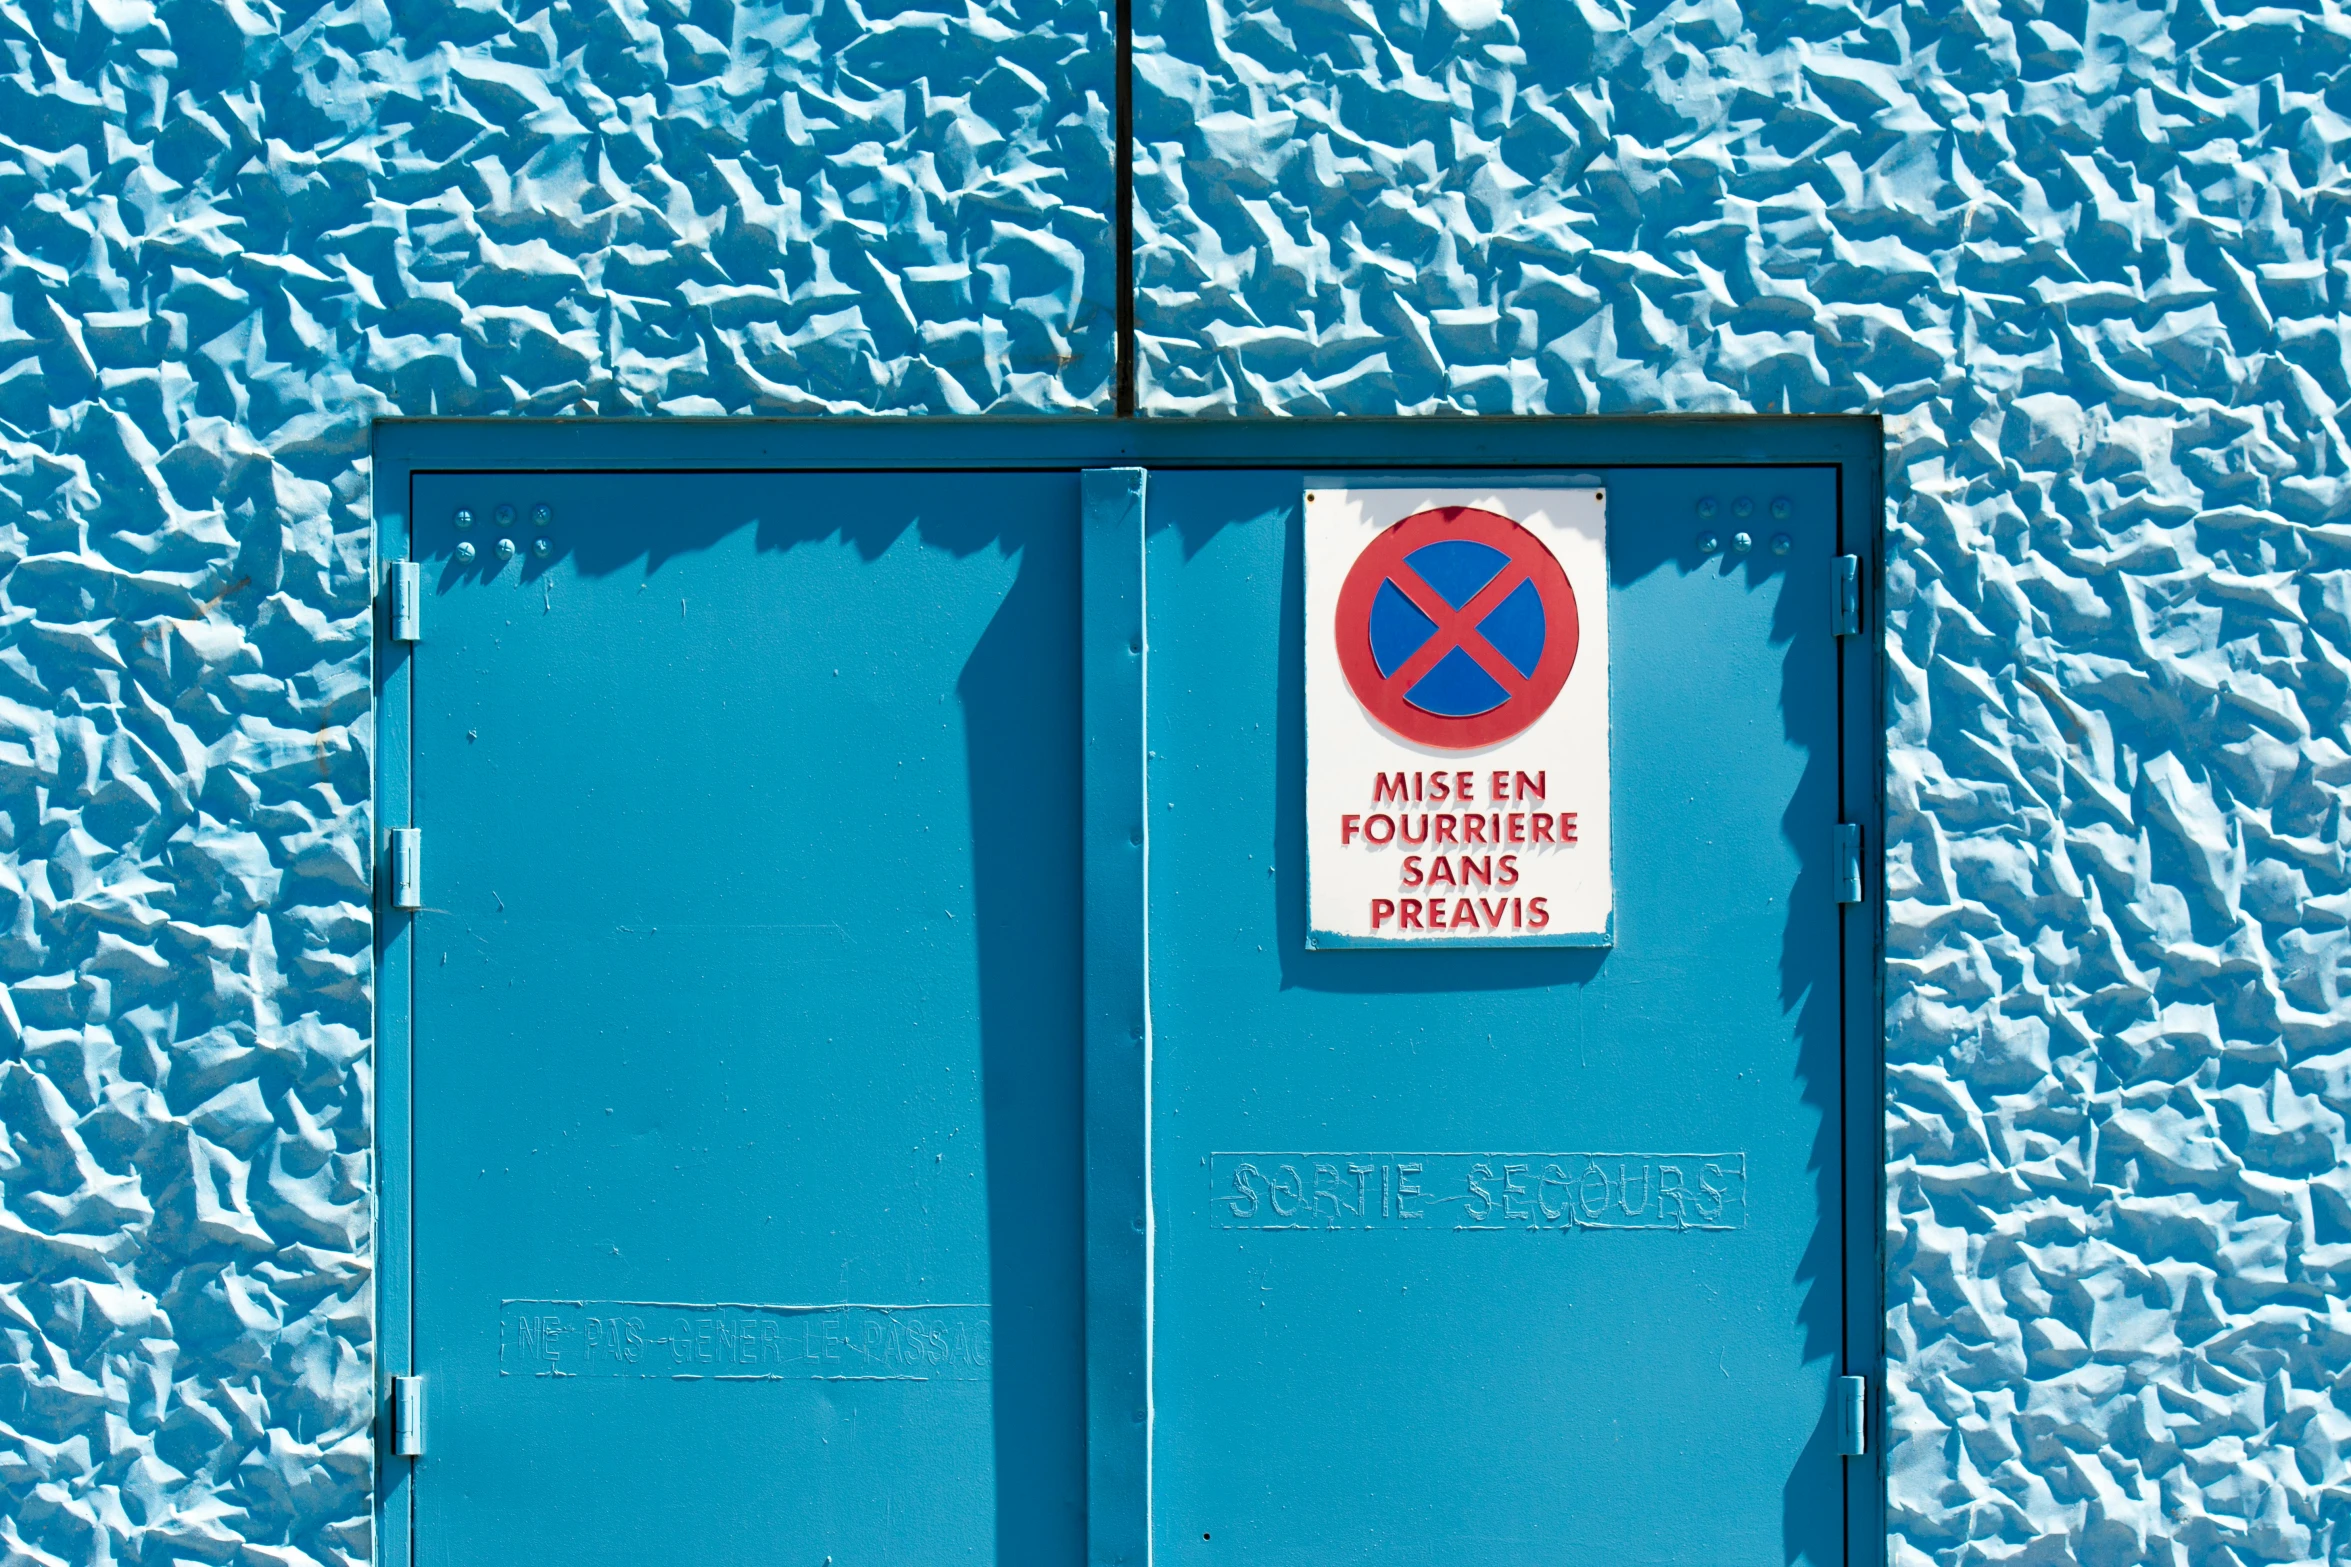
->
<box><xmin>372</xmin><ymin>415</ymin><xmax>1887</xmax><ymax>1567</ymax></box>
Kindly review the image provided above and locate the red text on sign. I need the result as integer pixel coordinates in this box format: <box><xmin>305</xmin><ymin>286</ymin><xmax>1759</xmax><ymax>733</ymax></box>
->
<box><xmin>1370</xmin><ymin>770</ymin><xmax>1547</xmax><ymax>805</ymax></box>
<box><xmin>1339</xmin><ymin>813</ymin><xmax>1577</xmax><ymax>847</ymax></box>
<box><xmin>1399</xmin><ymin>855</ymin><xmax>1520</xmax><ymax>888</ymax></box>
<box><xmin>1368</xmin><ymin>897</ymin><xmax>1551</xmax><ymax>931</ymax></box>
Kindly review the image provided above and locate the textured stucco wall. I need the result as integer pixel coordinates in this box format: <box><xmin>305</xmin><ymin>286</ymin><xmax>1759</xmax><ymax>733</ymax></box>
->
<box><xmin>6</xmin><ymin>0</ymin><xmax>2349</xmax><ymax>1557</ymax></box>
<box><xmin>0</xmin><ymin>0</ymin><xmax>1111</xmax><ymax>1557</ymax></box>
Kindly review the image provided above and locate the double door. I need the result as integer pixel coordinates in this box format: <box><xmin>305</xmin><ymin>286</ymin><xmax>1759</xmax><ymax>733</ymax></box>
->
<box><xmin>376</xmin><ymin>429</ymin><xmax>1878</xmax><ymax>1567</ymax></box>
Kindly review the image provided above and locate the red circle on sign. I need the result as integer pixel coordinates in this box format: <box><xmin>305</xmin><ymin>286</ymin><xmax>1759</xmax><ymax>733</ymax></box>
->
<box><xmin>1335</xmin><ymin>506</ymin><xmax>1579</xmax><ymax>750</ymax></box>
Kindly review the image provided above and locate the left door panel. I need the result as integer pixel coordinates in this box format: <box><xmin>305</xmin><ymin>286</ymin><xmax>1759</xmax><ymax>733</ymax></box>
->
<box><xmin>400</xmin><ymin>471</ymin><xmax>1086</xmax><ymax>1566</ymax></box>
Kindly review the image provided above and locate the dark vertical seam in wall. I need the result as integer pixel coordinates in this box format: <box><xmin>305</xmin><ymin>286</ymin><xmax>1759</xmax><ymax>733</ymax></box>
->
<box><xmin>1115</xmin><ymin>0</ymin><xmax>1135</xmax><ymax>416</ymax></box>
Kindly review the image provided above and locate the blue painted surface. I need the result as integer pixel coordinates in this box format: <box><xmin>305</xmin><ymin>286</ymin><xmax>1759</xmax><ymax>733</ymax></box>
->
<box><xmin>1080</xmin><ymin>466</ymin><xmax>1151</xmax><ymax>1567</ymax></box>
<box><xmin>363</xmin><ymin>420</ymin><xmax>1880</xmax><ymax>1566</ymax></box>
<box><xmin>2</xmin><ymin>0</ymin><xmax>2328</xmax><ymax>1555</ymax></box>
<box><xmin>404</xmin><ymin>469</ymin><xmax>1086</xmax><ymax>1563</ymax></box>
<box><xmin>0</xmin><ymin>0</ymin><xmax>1116</xmax><ymax>1548</ymax></box>
<box><xmin>1145</xmin><ymin>465</ymin><xmax>1846</xmax><ymax>1563</ymax></box>
<box><xmin>1128</xmin><ymin>0</ymin><xmax>2351</xmax><ymax>1541</ymax></box>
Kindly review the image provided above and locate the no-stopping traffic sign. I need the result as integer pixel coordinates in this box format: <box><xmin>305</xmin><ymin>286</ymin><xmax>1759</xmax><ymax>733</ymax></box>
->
<box><xmin>1306</xmin><ymin>485</ymin><xmax>1611</xmax><ymax>947</ymax></box>
<box><xmin>1334</xmin><ymin>506</ymin><xmax>1580</xmax><ymax>751</ymax></box>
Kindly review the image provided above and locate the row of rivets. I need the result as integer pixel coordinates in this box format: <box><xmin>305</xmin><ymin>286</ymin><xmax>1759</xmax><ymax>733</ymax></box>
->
<box><xmin>1695</xmin><ymin>495</ymin><xmax>1793</xmax><ymax>521</ymax></box>
<box><xmin>1696</xmin><ymin>530</ymin><xmax>1794</xmax><ymax>556</ymax></box>
<box><xmin>451</xmin><ymin>504</ymin><xmax>554</xmax><ymax>530</ymax></box>
<box><xmin>450</xmin><ymin>503</ymin><xmax>554</xmax><ymax>567</ymax></box>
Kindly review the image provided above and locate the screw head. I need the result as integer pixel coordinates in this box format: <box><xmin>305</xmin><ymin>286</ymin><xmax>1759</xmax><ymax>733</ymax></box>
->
<box><xmin>454</xmin><ymin>508</ymin><xmax>474</xmax><ymax>531</ymax></box>
<box><xmin>495</xmin><ymin>503</ymin><xmax>516</xmax><ymax>528</ymax></box>
<box><xmin>1770</xmin><ymin>496</ymin><xmax>1792</xmax><ymax>520</ymax></box>
<box><xmin>532</xmin><ymin>504</ymin><xmax>553</xmax><ymax>527</ymax></box>
<box><xmin>1697</xmin><ymin>532</ymin><xmax>1720</xmax><ymax>554</ymax></box>
<box><xmin>1733</xmin><ymin>496</ymin><xmax>1754</xmax><ymax>519</ymax></box>
<box><xmin>1697</xmin><ymin>496</ymin><xmax>1719</xmax><ymax>519</ymax></box>
<box><xmin>454</xmin><ymin>541</ymin><xmax>477</xmax><ymax>565</ymax></box>
<box><xmin>495</xmin><ymin>537</ymin><xmax>517</xmax><ymax>561</ymax></box>
<box><xmin>1730</xmin><ymin>531</ymin><xmax>1753</xmax><ymax>553</ymax></box>
<box><xmin>533</xmin><ymin>537</ymin><xmax>552</xmax><ymax>558</ymax></box>
<box><xmin>1770</xmin><ymin>532</ymin><xmax>1792</xmax><ymax>555</ymax></box>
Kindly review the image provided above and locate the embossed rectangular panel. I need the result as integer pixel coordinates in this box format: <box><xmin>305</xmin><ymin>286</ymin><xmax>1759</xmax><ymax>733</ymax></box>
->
<box><xmin>406</xmin><ymin>471</ymin><xmax>1085</xmax><ymax>1565</ymax></box>
<box><xmin>1148</xmin><ymin>466</ymin><xmax>1846</xmax><ymax>1566</ymax></box>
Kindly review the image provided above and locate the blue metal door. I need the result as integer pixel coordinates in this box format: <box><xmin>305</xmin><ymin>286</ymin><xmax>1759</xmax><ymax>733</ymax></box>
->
<box><xmin>382</xmin><ymin>426</ymin><xmax>1876</xmax><ymax>1567</ymax></box>
<box><xmin>401</xmin><ymin>471</ymin><xmax>1086</xmax><ymax>1564</ymax></box>
<box><xmin>1145</xmin><ymin>466</ymin><xmax>1849</xmax><ymax>1565</ymax></box>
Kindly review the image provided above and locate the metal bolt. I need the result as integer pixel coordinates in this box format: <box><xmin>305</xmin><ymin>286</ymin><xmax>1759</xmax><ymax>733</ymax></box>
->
<box><xmin>1697</xmin><ymin>532</ymin><xmax>1720</xmax><ymax>554</ymax></box>
<box><xmin>533</xmin><ymin>537</ymin><xmax>552</xmax><ymax>558</ymax></box>
<box><xmin>532</xmin><ymin>503</ymin><xmax>553</xmax><ymax>528</ymax></box>
<box><xmin>454</xmin><ymin>541</ymin><xmax>476</xmax><ymax>565</ymax></box>
<box><xmin>1730</xmin><ymin>531</ymin><xmax>1752</xmax><ymax>553</ymax></box>
<box><xmin>1771</xmin><ymin>496</ymin><xmax>1792</xmax><ymax>520</ymax></box>
<box><xmin>1733</xmin><ymin>496</ymin><xmax>1754</xmax><ymax>519</ymax></box>
<box><xmin>495</xmin><ymin>538</ymin><xmax>517</xmax><ymax>561</ymax></box>
<box><xmin>1697</xmin><ymin>496</ymin><xmax>1719</xmax><ymax>519</ymax></box>
<box><xmin>1770</xmin><ymin>532</ymin><xmax>1792</xmax><ymax>555</ymax></box>
<box><xmin>495</xmin><ymin>503</ymin><xmax>516</xmax><ymax>528</ymax></box>
<box><xmin>454</xmin><ymin>508</ymin><xmax>474</xmax><ymax>531</ymax></box>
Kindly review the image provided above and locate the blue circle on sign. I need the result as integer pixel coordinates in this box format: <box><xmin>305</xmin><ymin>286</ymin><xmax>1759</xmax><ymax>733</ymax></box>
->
<box><xmin>1367</xmin><ymin>541</ymin><xmax>1549</xmax><ymax>718</ymax></box>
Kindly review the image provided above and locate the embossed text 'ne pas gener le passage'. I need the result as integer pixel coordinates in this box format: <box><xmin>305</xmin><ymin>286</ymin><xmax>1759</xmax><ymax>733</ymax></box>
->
<box><xmin>500</xmin><ymin>1302</ymin><xmax>992</xmax><ymax>1381</ymax></box>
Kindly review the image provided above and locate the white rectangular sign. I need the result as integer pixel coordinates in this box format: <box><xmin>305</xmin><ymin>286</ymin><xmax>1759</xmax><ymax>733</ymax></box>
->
<box><xmin>1305</xmin><ymin>482</ymin><xmax>1611</xmax><ymax>947</ymax></box>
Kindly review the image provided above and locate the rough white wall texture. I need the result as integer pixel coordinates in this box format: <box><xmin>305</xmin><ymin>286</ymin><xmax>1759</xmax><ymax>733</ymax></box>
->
<box><xmin>0</xmin><ymin>0</ymin><xmax>1111</xmax><ymax>1557</ymax></box>
<box><xmin>1136</xmin><ymin>0</ymin><xmax>2351</xmax><ymax>1563</ymax></box>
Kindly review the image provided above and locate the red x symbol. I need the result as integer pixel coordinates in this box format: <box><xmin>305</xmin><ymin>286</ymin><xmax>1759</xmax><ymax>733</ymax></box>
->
<box><xmin>1334</xmin><ymin>505</ymin><xmax>1579</xmax><ymax>750</ymax></box>
<box><xmin>1373</xmin><ymin>558</ymin><xmax>1535</xmax><ymax>705</ymax></box>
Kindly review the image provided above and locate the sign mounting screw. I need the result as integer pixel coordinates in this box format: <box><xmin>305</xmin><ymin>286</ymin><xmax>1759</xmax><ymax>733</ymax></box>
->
<box><xmin>532</xmin><ymin>503</ymin><xmax>553</xmax><ymax>527</ymax></box>
<box><xmin>495</xmin><ymin>503</ymin><xmax>516</xmax><ymax>528</ymax></box>
<box><xmin>454</xmin><ymin>542</ymin><xmax>476</xmax><ymax>565</ymax></box>
<box><xmin>1730</xmin><ymin>531</ymin><xmax>1752</xmax><ymax>554</ymax></box>
<box><xmin>533</xmin><ymin>538</ymin><xmax>552</xmax><ymax>558</ymax></box>
<box><xmin>1697</xmin><ymin>532</ymin><xmax>1719</xmax><ymax>554</ymax></box>
<box><xmin>1771</xmin><ymin>496</ymin><xmax>1792</xmax><ymax>519</ymax></box>
<box><xmin>1696</xmin><ymin>496</ymin><xmax>1718</xmax><ymax>519</ymax></box>
<box><xmin>453</xmin><ymin>508</ymin><xmax>474</xmax><ymax>531</ymax></box>
<box><xmin>1769</xmin><ymin>533</ymin><xmax>1792</xmax><ymax>556</ymax></box>
<box><xmin>496</xmin><ymin>538</ymin><xmax>517</xmax><ymax>561</ymax></box>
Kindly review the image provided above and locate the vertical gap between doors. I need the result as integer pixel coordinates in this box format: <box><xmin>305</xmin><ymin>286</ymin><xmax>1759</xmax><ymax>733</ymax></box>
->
<box><xmin>1115</xmin><ymin>0</ymin><xmax>1136</xmax><ymax>416</ymax></box>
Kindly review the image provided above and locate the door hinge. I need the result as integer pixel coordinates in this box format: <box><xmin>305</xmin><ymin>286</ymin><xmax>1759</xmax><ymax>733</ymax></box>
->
<box><xmin>1836</xmin><ymin>1374</ymin><xmax>1868</xmax><ymax>1457</ymax></box>
<box><xmin>1833</xmin><ymin>554</ymin><xmax>1860</xmax><ymax>636</ymax></box>
<box><xmin>388</xmin><ymin>560</ymin><xmax>421</xmax><ymax>643</ymax></box>
<box><xmin>389</xmin><ymin>827</ymin><xmax>422</xmax><ymax>911</ymax></box>
<box><xmin>390</xmin><ymin>1374</ymin><xmax>425</xmax><ymax>1457</ymax></box>
<box><xmin>1835</xmin><ymin>823</ymin><xmax>1863</xmax><ymax>904</ymax></box>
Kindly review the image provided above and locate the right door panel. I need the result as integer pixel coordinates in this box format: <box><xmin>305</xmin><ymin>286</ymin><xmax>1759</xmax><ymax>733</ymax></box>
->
<box><xmin>1147</xmin><ymin>466</ymin><xmax>1846</xmax><ymax>1565</ymax></box>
